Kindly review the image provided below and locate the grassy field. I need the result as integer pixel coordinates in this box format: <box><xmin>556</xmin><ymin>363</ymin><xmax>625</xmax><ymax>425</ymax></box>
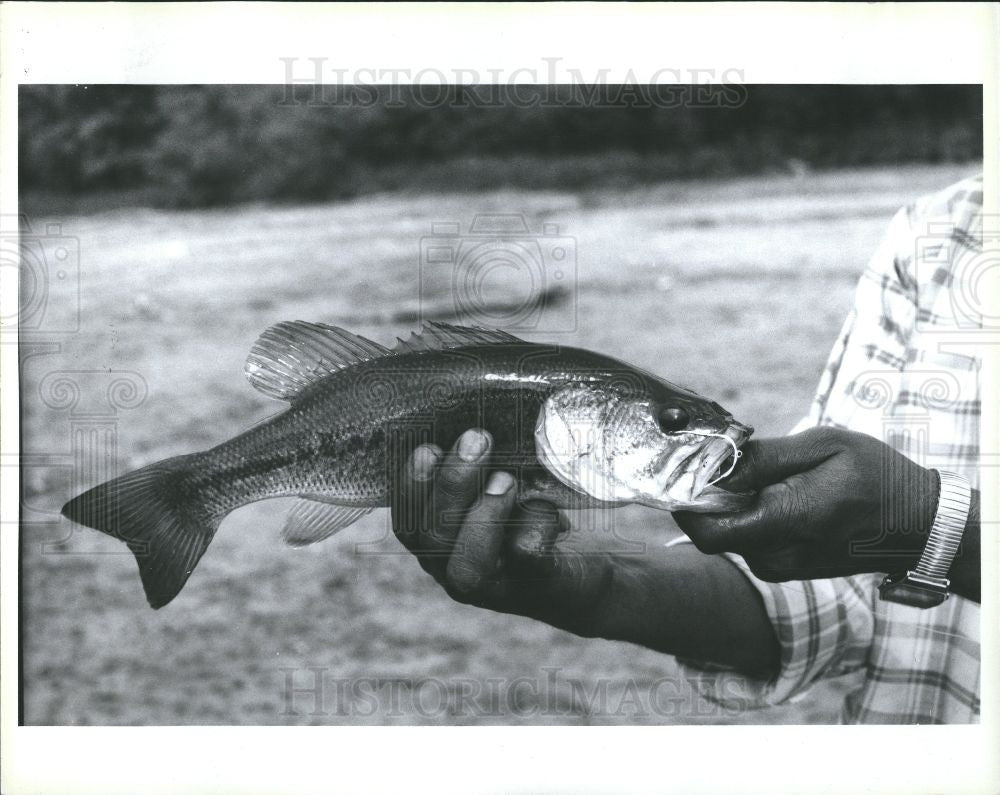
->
<box><xmin>19</xmin><ymin>162</ymin><xmax>977</xmax><ymax>725</ymax></box>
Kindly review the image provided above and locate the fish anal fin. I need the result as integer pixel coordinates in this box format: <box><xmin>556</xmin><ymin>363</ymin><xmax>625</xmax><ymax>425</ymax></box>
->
<box><xmin>282</xmin><ymin>499</ymin><xmax>373</xmax><ymax>547</ymax></box>
<box><xmin>245</xmin><ymin>321</ymin><xmax>392</xmax><ymax>401</ymax></box>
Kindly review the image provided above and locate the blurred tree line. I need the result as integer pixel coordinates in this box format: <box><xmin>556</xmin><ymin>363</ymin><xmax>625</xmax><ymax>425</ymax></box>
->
<box><xmin>19</xmin><ymin>85</ymin><xmax>982</xmax><ymax>209</ymax></box>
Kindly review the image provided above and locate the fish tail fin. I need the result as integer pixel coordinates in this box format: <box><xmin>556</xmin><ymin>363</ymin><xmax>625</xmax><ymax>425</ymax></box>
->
<box><xmin>61</xmin><ymin>454</ymin><xmax>219</xmax><ymax>609</ymax></box>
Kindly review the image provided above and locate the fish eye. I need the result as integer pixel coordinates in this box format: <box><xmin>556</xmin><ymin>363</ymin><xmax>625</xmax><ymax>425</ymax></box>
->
<box><xmin>657</xmin><ymin>406</ymin><xmax>689</xmax><ymax>433</ymax></box>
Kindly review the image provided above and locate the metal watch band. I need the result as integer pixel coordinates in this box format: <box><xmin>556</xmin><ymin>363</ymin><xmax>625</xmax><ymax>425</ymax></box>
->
<box><xmin>913</xmin><ymin>470</ymin><xmax>971</xmax><ymax>582</ymax></box>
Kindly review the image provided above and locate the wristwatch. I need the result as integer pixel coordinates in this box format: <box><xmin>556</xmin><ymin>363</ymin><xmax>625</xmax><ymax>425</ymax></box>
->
<box><xmin>879</xmin><ymin>470</ymin><xmax>971</xmax><ymax>608</ymax></box>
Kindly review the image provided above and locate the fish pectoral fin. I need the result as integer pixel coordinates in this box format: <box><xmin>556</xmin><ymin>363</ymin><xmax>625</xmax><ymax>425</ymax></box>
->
<box><xmin>245</xmin><ymin>321</ymin><xmax>392</xmax><ymax>401</ymax></box>
<box><xmin>282</xmin><ymin>499</ymin><xmax>374</xmax><ymax>547</ymax></box>
<box><xmin>392</xmin><ymin>321</ymin><xmax>525</xmax><ymax>354</ymax></box>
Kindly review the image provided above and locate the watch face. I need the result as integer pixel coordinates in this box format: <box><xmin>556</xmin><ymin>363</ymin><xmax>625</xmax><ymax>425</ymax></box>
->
<box><xmin>879</xmin><ymin>578</ymin><xmax>949</xmax><ymax>608</ymax></box>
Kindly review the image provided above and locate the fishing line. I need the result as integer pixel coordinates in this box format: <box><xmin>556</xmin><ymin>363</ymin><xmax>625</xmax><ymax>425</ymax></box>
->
<box><xmin>684</xmin><ymin>430</ymin><xmax>743</xmax><ymax>486</ymax></box>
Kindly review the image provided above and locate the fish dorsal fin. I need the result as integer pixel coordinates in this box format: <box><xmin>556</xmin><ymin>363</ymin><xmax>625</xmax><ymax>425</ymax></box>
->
<box><xmin>245</xmin><ymin>321</ymin><xmax>391</xmax><ymax>401</ymax></box>
<box><xmin>282</xmin><ymin>499</ymin><xmax>373</xmax><ymax>547</ymax></box>
<box><xmin>392</xmin><ymin>322</ymin><xmax>525</xmax><ymax>355</ymax></box>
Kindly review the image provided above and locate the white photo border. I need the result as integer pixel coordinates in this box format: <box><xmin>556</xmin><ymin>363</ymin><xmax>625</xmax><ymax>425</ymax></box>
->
<box><xmin>1</xmin><ymin>3</ymin><xmax>998</xmax><ymax>794</ymax></box>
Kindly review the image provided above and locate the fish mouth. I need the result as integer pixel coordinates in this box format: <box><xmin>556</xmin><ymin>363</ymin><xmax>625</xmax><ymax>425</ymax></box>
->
<box><xmin>696</xmin><ymin>425</ymin><xmax>751</xmax><ymax>491</ymax></box>
<box><xmin>661</xmin><ymin>421</ymin><xmax>753</xmax><ymax>503</ymax></box>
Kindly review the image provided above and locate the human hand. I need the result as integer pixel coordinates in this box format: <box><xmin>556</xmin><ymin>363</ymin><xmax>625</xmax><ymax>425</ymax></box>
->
<box><xmin>390</xmin><ymin>427</ymin><xmax>784</xmax><ymax>671</ymax></box>
<box><xmin>673</xmin><ymin>427</ymin><xmax>939</xmax><ymax>581</ymax></box>
<box><xmin>389</xmin><ymin>428</ymin><xmax>618</xmax><ymax>638</ymax></box>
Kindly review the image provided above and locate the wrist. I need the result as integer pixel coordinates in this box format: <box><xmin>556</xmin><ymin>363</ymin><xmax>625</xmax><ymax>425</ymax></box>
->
<box><xmin>534</xmin><ymin>553</ymin><xmax>622</xmax><ymax>641</ymax></box>
<box><xmin>906</xmin><ymin>466</ymin><xmax>942</xmax><ymax>565</ymax></box>
<box><xmin>867</xmin><ymin>465</ymin><xmax>939</xmax><ymax>572</ymax></box>
<box><xmin>879</xmin><ymin>470</ymin><xmax>973</xmax><ymax>608</ymax></box>
<box><xmin>587</xmin><ymin>553</ymin><xmax>641</xmax><ymax>642</ymax></box>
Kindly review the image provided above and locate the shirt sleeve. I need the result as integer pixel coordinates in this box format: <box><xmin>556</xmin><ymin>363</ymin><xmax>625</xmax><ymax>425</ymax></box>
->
<box><xmin>674</xmin><ymin>176</ymin><xmax>982</xmax><ymax>715</ymax></box>
<box><xmin>669</xmin><ymin>206</ymin><xmax>911</xmax><ymax>707</ymax></box>
<box><xmin>791</xmin><ymin>201</ymin><xmax>919</xmax><ymax>434</ymax></box>
<box><xmin>671</xmin><ymin>543</ymin><xmax>876</xmax><ymax>708</ymax></box>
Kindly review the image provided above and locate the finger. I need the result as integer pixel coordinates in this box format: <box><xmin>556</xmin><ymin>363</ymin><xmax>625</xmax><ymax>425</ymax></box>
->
<box><xmin>423</xmin><ymin>428</ymin><xmax>493</xmax><ymax>560</ymax></box>
<box><xmin>721</xmin><ymin>428</ymin><xmax>842</xmax><ymax>492</ymax></box>
<box><xmin>445</xmin><ymin>470</ymin><xmax>517</xmax><ymax>603</ymax></box>
<box><xmin>674</xmin><ymin>478</ymin><xmax>803</xmax><ymax>555</ymax></box>
<box><xmin>672</xmin><ymin>508</ymin><xmax>744</xmax><ymax>555</ymax></box>
<box><xmin>390</xmin><ymin>443</ymin><xmax>442</xmax><ymax>550</ymax></box>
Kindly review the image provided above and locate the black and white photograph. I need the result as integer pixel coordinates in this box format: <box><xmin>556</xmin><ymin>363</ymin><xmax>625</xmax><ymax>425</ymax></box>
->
<box><xmin>2</xmin><ymin>4</ymin><xmax>998</xmax><ymax>795</ymax></box>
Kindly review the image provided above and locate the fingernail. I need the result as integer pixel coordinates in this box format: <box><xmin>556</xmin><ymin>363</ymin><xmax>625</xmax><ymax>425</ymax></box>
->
<box><xmin>486</xmin><ymin>471</ymin><xmax>515</xmax><ymax>496</ymax></box>
<box><xmin>458</xmin><ymin>429</ymin><xmax>489</xmax><ymax>462</ymax></box>
<box><xmin>411</xmin><ymin>446</ymin><xmax>439</xmax><ymax>480</ymax></box>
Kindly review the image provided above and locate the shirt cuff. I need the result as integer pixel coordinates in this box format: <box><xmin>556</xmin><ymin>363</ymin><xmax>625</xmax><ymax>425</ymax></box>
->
<box><xmin>666</xmin><ymin>538</ymin><xmax>875</xmax><ymax>709</ymax></box>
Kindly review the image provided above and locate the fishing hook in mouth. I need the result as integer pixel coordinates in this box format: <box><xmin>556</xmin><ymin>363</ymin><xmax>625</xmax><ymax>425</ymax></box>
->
<box><xmin>655</xmin><ymin>429</ymin><xmax>743</xmax><ymax>496</ymax></box>
<box><xmin>684</xmin><ymin>430</ymin><xmax>743</xmax><ymax>487</ymax></box>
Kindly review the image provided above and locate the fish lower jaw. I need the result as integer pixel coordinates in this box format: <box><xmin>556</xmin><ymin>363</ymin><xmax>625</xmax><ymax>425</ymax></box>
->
<box><xmin>658</xmin><ymin>431</ymin><xmax>748</xmax><ymax>507</ymax></box>
<box><xmin>664</xmin><ymin>471</ymin><xmax>699</xmax><ymax>504</ymax></box>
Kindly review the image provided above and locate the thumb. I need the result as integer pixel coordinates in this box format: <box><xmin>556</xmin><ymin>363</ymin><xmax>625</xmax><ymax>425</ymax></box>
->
<box><xmin>722</xmin><ymin>428</ymin><xmax>841</xmax><ymax>492</ymax></box>
<box><xmin>500</xmin><ymin>501</ymin><xmax>606</xmax><ymax>634</ymax></box>
<box><xmin>502</xmin><ymin>500</ymin><xmax>568</xmax><ymax>579</ymax></box>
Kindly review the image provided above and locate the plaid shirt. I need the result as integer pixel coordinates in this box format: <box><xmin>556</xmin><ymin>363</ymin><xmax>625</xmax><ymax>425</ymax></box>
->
<box><xmin>677</xmin><ymin>175</ymin><xmax>983</xmax><ymax>723</ymax></box>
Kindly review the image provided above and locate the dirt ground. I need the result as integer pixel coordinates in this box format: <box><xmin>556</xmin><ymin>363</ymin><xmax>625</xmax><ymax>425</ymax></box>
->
<box><xmin>19</xmin><ymin>162</ymin><xmax>977</xmax><ymax>724</ymax></box>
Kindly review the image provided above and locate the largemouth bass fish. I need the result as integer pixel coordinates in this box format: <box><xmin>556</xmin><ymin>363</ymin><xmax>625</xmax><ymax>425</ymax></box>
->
<box><xmin>62</xmin><ymin>321</ymin><xmax>753</xmax><ymax>608</ymax></box>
